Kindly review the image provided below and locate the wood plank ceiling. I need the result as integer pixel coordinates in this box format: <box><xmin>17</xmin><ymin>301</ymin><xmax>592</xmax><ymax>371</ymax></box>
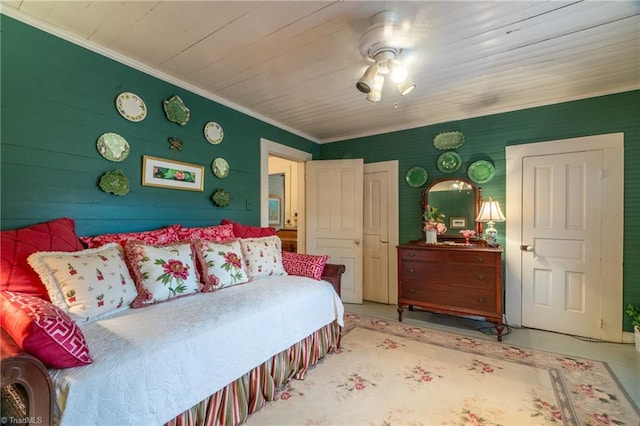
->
<box><xmin>3</xmin><ymin>1</ymin><xmax>639</xmax><ymax>143</ymax></box>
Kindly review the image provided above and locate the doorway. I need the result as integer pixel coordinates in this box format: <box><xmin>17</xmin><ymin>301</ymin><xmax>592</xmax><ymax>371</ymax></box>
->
<box><xmin>505</xmin><ymin>133</ymin><xmax>624</xmax><ymax>341</ymax></box>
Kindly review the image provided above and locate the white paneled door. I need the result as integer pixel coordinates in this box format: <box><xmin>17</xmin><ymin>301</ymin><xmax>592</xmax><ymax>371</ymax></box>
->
<box><xmin>306</xmin><ymin>159</ymin><xmax>364</xmax><ymax>304</ymax></box>
<box><xmin>521</xmin><ymin>151</ymin><xmax>606</xmax><ymax>338</ymax></box>
<box><xmin>363</xmin><ymin>168</ymin><xmax>390</xmax><ymax>304</ymax></box>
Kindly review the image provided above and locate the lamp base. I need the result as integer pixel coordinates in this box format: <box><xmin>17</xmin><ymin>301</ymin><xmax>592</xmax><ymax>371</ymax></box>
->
<box><xmin>485</xmin><ymin>221</ymin><xmax>499</xmax><ymax>247</ymax></box>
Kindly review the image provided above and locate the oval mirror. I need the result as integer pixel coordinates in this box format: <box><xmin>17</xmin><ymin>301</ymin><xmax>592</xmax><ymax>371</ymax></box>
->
<box><xmin>423</xmin><ymin>178</ymin><xmax>481</xmax><ymax>240</ymax></box>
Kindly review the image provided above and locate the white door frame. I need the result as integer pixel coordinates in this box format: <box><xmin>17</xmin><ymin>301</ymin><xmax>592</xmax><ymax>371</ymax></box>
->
<box><xmin>364</xmin><ymin>161</ymin><xmax>399</xmax><ymax>304</ymax></box>
<box><xmin>505</xmin><ymin>133</ymin><xmax>624</xmax><ymax>338</ymax></box>
<box><xmin>260</xmin><ymin>139</ymin><xmax>312</xmax><ymax>251</ymax></box>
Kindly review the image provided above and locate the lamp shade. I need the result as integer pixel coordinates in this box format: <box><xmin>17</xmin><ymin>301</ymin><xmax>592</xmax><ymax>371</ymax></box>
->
<box><xmin>475</xmin><ymin>197</ymin><xmax>506</xmax><ymax>223</ymax></box>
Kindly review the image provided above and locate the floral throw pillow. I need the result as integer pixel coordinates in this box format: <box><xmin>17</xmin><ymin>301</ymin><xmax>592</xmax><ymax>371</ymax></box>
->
<box><xmin>194</xmin><ymin>239</ymin><xmax>248</xmax><ymax>291</ymax></box>
<box><xmin>27</xmin><ymin>243</ymin><xmax>138</xmax><ymax>323</ymax></box>
<box><xmin>177</xmin><ymin>223</ymin><xmax>235</xmax><ymax>241</ymax></box>
<box><xmin>125</xmin><ymin>241</ymin><xmax>200</xmax><ymax>308</ymax></box>
<box><xmin>281</xmin><ymin>252</ymin><xmax>329</xmax><ymax>280</ymax></box>
<box><xmin>79</xmin><ymin>224</ymin><xmax>182</xmax><ymax>249</ymax></box>
<box><xmin>239</xmin><ymin>236</ymin><xmax>286</xmax><ymax>280</ymax></box>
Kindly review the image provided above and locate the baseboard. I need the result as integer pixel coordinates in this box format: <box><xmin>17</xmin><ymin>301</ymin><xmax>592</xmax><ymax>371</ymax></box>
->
<box><xmin>622</xmin><ymin>331</ymin><xmax>635</xmax><ymax>344</ymax></box>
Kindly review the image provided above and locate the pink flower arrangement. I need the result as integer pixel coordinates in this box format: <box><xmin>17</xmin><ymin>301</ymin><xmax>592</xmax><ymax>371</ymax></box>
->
<box><xmin>423</xmin><ymin>206</ymin><xmax>447</xmax><ymax>234</ymax></box>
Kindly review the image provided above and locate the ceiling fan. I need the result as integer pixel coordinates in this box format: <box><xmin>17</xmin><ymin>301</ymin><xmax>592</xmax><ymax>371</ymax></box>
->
<box><xmin>355</xmin><ymin>10</ymin><xmax>417</xmax><ymax>102</ymax></box>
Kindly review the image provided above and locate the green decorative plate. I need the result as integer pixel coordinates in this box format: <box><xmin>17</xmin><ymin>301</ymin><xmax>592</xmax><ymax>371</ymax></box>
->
<box><xmin>99</xmin><ymin>170</ymin><xmax>129</xmax><ymax>196</ymax></box>
<box><xmin>436</xmin><ymin>152</ymin><xmax>462</xmax><ymax>174</ymax></box>
<box><xmin>163</xmin><ymin>95</ymin><xmax>190</xmax><ymax>126</ymax></box>
<box><xmin>212</xmin><ymin>157</ymin><xmax>229</xmax><ymax>178</ymax></box>
<box><xmin>405</xmin><ymin>166</ymin><xmax>428</xmax><ymax>188</ymax></box>
<box><xmin>212</xmin><ymin>189</ymin><xmax>230</xmax><ymax>207</ymax></box>
<box><xmin>96</xmin><ymin>132</ymin><xmax>130</xmax><ymax>162</ymax></box>
<box><xmin>467</xmin><ymin>160</ymin><xmax>495</xmax><ymax>184</ymax></box>
<box><xmin>433</xmin><ymin>131</ymin><xmax>465</xmax><ymax>150</ymax></box>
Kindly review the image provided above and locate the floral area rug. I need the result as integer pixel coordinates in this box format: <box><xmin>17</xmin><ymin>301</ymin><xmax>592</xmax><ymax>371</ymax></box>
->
<box><xmin>245</xmin><ymin>313</ymin><xmax>639</xmax><ymax>426</ymax></box>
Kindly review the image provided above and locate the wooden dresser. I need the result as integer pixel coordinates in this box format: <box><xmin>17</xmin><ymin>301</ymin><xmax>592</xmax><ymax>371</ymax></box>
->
<box><xmin>397</xmin><ymin>241</ymin><xmax>505</xmax><ymax>340</ymax></box>
<box><xmin>276</xmin><ymin>229</ymin><xmax>297</xmax><ymax>252</ymax></box>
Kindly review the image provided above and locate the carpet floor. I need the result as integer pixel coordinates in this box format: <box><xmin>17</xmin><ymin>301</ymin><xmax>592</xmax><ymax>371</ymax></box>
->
<box><xmin>245</xmin><ymin>313</ymin><xmax>640</xmax><ymax>426</ymax></box>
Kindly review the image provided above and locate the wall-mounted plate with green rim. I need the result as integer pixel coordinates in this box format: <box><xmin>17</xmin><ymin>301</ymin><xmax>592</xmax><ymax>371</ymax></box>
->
<box><xmin>405</xmin><ymin>166</ymin><xmax>428</xmax><ymax>187</ymax></box>
<box><xmin>211</xmin><ymin>157</ymin><xmax>229</xmax><ymax>178</ymax></box>
<box><xmin>433</xmin><ymin>131</ymin><xmax>464</xmax><ymax>150</ymax></box>
<box><xmin>436</xmin><ymin>152</ymin><xmax>462</xmax><ymax>173</ymax></box>
<box><xmin>212</xmin><ymin>189</ymin><xmax>230</xmax><ymax>207</ymax></box>
<box><xmin>99</xmin><ymin>170</ymin><xmax>130</xmax><ymax>195</ymax></box>
<box><xmin>163</xmin><ymin>95</ymin><xmax>190</xmax><ymax>126</ymax></box>
<box><xmin>467</xmin><ymin>160</ymin><xmax>495</xmax><ymax>184</ymax></box>
<box><xmin>96</xmin><ymin>132</ymin><xmax>130</xmax><ymax>162</ymax></box>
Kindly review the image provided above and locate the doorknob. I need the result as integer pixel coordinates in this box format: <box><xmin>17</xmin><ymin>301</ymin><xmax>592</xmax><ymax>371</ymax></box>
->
<box><xmin>355</xmin><ymin>240</ymin><xmax>361</xmax><ymax>246</ymax></box>
<box><xmin>520</xmin><ymin>244</ymin><xmax>534</xmax><ymax>252</ymax></box>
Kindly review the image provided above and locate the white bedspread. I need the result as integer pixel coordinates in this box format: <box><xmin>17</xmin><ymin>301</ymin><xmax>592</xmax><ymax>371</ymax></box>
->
<box><xmin>50</xmin><ymin>276</ymin><xmax>344</xmax><ymax>426</ymax></box>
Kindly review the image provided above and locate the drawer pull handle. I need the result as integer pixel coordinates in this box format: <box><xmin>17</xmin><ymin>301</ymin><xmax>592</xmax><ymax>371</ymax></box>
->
<box><xmin>408</xmin><ymin>288</ymin><xmax>416</xmax><ymax>294</ymax></box>
<box><xmin>475</xmin><ymin>257</ymin><xmax>485</xmax><ymax>263</ymax></box>
<box><xmin>408</xmin><ymin>268</ymin><xmax>414</xmax><ymax>273</ymax></box>
<box><xmin>476</xmin><ymin>274</ymin><xmax>487</xmax><ymax>281</ymax></box>
<box><xmin>479</xmin><ymin>296</ymin><xmax>486</xmax><ymax>303</ymax></box>
<box><xmin>408</xmin><ymin>252</ymin><xmax>415</xmax><ymax>257</ymax></box>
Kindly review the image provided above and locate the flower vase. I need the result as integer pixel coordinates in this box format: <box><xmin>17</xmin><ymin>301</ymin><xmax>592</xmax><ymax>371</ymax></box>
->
<box><xmin>426</xmin><ymin>230</ymin><xmax>437</xmax><ymax>244</ymax></box>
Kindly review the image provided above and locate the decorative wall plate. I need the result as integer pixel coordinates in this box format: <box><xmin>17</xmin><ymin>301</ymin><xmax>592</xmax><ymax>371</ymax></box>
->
<box><xmin>212</xmin><ymin>189</ymin><xmax>230</xmax><ymax>207</ymax></box>
<box><xmin>204</xmin><ymin>122</ymin><xmax>224</xmax><ymax>144</ymax></box>
<box><xmin>99</xmin><ymin>170</ymin><xmax>130</xmax><ymax>195</ymax></box>
<box><xmin>211</xmin><ymin>157</ymin><xmax>229</xmax><ymax>178</ymax></box>
<box><xmin>467</xmin><ymin>160</ymin><xmax>495</xmax><ymax>184</ymax></box>
<box><xmin>405</xmin><ymin>166</ymin><xmax>428</xmax><ymax>187</ymax></box>
<box><xmin>433</xmin><ymin>131</ymin><xmax>465</xmax><ymax>150</ymax></box>
<box><xmin>96</xmin><ymin>132</ymin><xmax>130</xmax><ymax>162</ymax></box>
<box><xmin>436</xmin><ymin>152</ymin><xmax>462</xmax><ymax>173</ymax></box>
<box><xmin>163</xmin><ymin>95</ymin><xmax>190</xmax><ymax>126</ymax></box>
<box><xmin>115</xmin><ymin>92</ymin><xmax>147</xmax><ymax>122</ymax></box>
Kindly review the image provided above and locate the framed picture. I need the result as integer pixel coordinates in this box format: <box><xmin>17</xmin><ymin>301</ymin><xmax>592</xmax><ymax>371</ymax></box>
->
<box><xmin>450</xmin><ymin>217</ymin><xmax>467</xmax><ymax>229</ymax></box>
<box><xmin>268</xmin><ymin>194</ymin><xmax>283</xmax><ymax>227</ymax></box>
<box><xmin>142</xmin><ymin>155</ymin><xmax>204</xmax><ymax>191</ymax></box>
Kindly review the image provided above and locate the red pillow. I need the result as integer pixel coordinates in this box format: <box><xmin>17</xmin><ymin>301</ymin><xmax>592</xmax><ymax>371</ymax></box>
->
<box><xmin>80</xmin><ymin>224</ymin><xmax>181</xmax><ymax>249</ymax></box>
<box><xmin>1</xmin><ymin>218</ymin><xmax>85</xmax><ymax>301</ymax></box>
<box><xmin>221</xmin><ymin>219</ymin><xmax>276</xmax><ymax>238</ymax></box>
<box><xmin>1</xmin><ymin>291</ymin><xmax>93</xmax><ymax>368</ymax></box>
<box><xmin>177</xmin><ymin>223</ymin><xmax>234</xmax><ymax>241</ymax></box>
<box><xmin>281</xmin><ymin>252</ymin><xmax>329</xmax><ymax>281</ymax></box>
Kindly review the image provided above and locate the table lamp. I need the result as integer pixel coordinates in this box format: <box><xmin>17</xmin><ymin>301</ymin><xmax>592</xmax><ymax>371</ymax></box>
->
<box><xmin>475</xmin><ymin>197</ymin><xmax>506</xmax><ymax>247</ymax></box>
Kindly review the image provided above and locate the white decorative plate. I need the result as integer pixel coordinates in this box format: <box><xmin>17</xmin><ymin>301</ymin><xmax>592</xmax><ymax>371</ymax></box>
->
<box><xmin>212</xmin><ymin>158</ymin><xmax>229</xmax><ymax>178</ymax></box>
<box><xmin>115</xmin><ymin>92</ymin><xmax>147</xmax><ymax>122</ymax></box>
<box><xmin>204</xmin><ymin>122</ymin><xmax>224</xmax><ymax>144</ymax></box>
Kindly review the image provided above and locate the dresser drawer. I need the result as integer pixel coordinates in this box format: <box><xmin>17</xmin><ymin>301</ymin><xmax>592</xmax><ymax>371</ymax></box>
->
<box><xmin>400</xmin><ymin>281</ymin><xmax>497</xmax><ymax>311</ymax></box>
<box><xmin>399</xmin><ymin>248</ymin><xmax>497</xmax><ymax>265</ymax></box>
<box><xmin>400</xmin><ymin>262</ymin><xmax>496</xmax><ymax>291</ymax></box>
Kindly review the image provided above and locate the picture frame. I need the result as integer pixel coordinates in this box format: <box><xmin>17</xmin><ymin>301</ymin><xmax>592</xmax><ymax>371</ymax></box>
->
<box><xmin>450</xmin><ymin>217</ymin><xmax>468</xmax><ymax>229</ymax></box>
<box><xmin>268</xmin><ymin>194</ymin><xmax>283</xmax><ymax>227</ymax></box>
<box><xmin>142</xmin><ymin>155</ymin><xmax>204</xmax><ymax>191</ymax></box>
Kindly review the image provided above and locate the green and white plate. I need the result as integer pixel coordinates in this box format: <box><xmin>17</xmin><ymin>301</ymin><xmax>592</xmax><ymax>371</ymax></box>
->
<box><xmin>433</xmin><ymin>131</ymin><xmax>465</xmax><ymax>150</ymax></box>
<box><xmin>211</xmin><ymin>157</ymin><xmax>229</xmax><ymax>178</ymax></box>
<box><xmin>99</xmin><ymin>170</ymin><xmax>129</xmax><ymax>196</ymax></box>
<box><xmin>405</xmin><ymin>166</ymin><xmax>428</xmax><ymax>188</ymax></box>
<box><xmin>436</xmin><ymin>152</ymin><xmax>462</xmax><ymax>174</ymax></box>
<box><xmin>96</xmin><ymin>132</ymin><xmax>130</xmax><ymax>162</ymax></box>
<box><xmin>116</xmin><ymin>92</ymin><xmax>147</xmax><ymax>122</ymax></box>
<box><xmin>212</xmin><ymin>189</ymin><xmax>230</xmax><ymax>207</ymax></box>
<box><xmin>467</xmin><ymin>160</ymin><xmax>495</xmax><ymax>184</ymax></box>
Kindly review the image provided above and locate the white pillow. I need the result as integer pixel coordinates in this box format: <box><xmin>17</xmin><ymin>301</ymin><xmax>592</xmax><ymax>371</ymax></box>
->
<box><xmin>239</xmin><ymin>236</ymin><xmax>287</xmax><ymax>280</ymax></box>
<box><xmin>27</xmin><ymin>243</ymin><xmax>137</xmax><ymax>323</ymax></box>
<box><xmin>124</xmin><ymin>241</ymin><xmax>201</xmax><ymax>307</ymax></box>
<box><xmin>194</xmin><ymin>239</ymin><xmax>249</xmax><ymax>290</ymax></box>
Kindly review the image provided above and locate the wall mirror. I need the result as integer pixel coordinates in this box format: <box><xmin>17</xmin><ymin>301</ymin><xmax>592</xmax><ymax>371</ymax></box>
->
<box><xmin>423</xmin><ymin>177</ymin><xmax>482</xmax><ymax>241</ymax></box>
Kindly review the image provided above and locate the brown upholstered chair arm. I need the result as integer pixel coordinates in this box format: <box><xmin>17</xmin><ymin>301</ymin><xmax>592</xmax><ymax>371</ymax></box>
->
<box><xmin>321</xmin><ymin>263</ymin><xmax>346</xmax><ymax>297</ymax></box>
<box><xmin>1</xmin><ymin>328</ymin><xmax>53</xmax><ymax>425</ymax></box>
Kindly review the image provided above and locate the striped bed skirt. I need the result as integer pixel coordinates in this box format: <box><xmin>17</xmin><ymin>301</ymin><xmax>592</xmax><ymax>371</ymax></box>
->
<box><xmin>165</xmin><ymin>320</ymin><xmax>341</xmax><ymax>426</ymax></box>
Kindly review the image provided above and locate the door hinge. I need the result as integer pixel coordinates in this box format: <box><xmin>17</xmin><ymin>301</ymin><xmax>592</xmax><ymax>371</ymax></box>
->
<box><xmin>599</xmin><ymin>169</ymin><xmax>604</xmax><ymax>180</ymax></box>
<box><xmin>599</xmin><ymin>318</ymin><xmax>603</xmax><ymax>328</ymax></box>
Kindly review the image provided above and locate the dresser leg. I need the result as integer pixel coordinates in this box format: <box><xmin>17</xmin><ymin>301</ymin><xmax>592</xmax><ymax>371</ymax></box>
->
<box><xmin>495</xmin><ymin>323</ymin><xmax>504</xmax><ymax>341</ymax></box>
<box><xmin>397</xmin><ymin>305</ymin><xmax>404</xmax><ymax>321</ymax></box>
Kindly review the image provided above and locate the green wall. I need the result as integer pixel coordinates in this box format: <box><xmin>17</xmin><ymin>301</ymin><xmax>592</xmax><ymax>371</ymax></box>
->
<box><xmin>0</xmin><ymin>15</ymin><xmax>318</xmax><ymax>236</ymax></box>
<box><xmin>319</xmin><ymin>90</ymin><xmax>640</xmax><ymax>331</ymax></box>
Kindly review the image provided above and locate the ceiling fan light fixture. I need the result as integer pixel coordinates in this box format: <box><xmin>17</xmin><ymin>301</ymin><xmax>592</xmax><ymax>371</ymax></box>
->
<box><xmin>390</xmin><ymin>61</ymin><xmax>408</xmax><ymax>83</ymax></box>
<box><xmin>398</xmin><ymin>80</ymin><xmax>416</xmax><ymax>96</ymax></box>
<box><xmin>356</xmin><ymin>63</ymin><xmax>379</xmax><ymax>93</ymax></box>
<box><xmin>366</xmin><ymin>75</ymin><xmax>384</xmax><ymax>102</ymax></box>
